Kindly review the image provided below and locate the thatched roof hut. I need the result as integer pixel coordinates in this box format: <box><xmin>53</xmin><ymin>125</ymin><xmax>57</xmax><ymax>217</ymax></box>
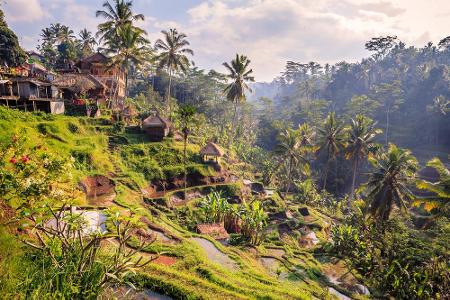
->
<box><xmin>52</xmin><ymin>73</ymin><xmax>106</xmax><ymax>98</ymax></box>
<box><xmin>143</xmin><ymin>115</ymin><xmax>171</xmax><ymax>129</ymax></box>
<box><xmin>200</xmin><ymin>142</ymin><xmax>224</xmax><ymax>162</ymax></box>
<box><xmin>142</xmin><ymin>115</ymin><xmax>171</xmax><ymax>141</ymax></box>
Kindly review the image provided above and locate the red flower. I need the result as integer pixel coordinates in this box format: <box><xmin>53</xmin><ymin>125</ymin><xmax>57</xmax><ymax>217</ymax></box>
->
<box><xmin>21</xmin><ymin>156</ymin><xmax>29</xmax><ymax>163</ymax></box>
<box><xmin>9</xmin><ymin>158</ymin><xmax>17</xmax><ymax>164</ymax></box>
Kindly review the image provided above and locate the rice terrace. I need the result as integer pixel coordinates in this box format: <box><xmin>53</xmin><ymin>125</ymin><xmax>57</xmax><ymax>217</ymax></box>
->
<box><xmin>0</xmin><ymin>0</ymin><xmax>449</xmax><ymax>299</ymax></box>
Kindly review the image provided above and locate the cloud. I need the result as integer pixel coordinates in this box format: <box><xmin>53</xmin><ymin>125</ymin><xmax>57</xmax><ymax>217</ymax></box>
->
<box><xmin>4</xmin><ymin>0</ymin><xmax>450</xmax><ymax>80</ymax></box>
<box><xmin>358</xmin><ymin>1</ymin><xmax>405</xmax><ymax>17</ymax></box>
<box><xmin>182</xmin><ymin>0</ymin><xmax>371</xmax><ymax>81</ymax></box>
<box><xmin>176</xmin><ymin>0</ymin><xmax>450</xmax><ymax>81</ymax></box>
<box><xmin>3</xmin><ymin>0</ymin><xmax>45</xmax><ymax>22</ymax></box>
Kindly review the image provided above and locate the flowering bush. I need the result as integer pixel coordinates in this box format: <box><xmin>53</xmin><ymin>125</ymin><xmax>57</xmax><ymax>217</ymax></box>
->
<box><xmin>0</xmin><ymin>131</ymin><xmax>73</xmax><ymax>212</ymax></box>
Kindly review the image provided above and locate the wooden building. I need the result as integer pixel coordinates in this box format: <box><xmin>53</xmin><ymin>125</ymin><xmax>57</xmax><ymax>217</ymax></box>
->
<box><xmin>142</xmin><ymin>115</ymin><xmax>171</xmax><ymax>141</ymax></box>
<box><xmin>200</xmin><ymin>142</ymin><xmax>225</xmax><ymax>162</ymax></box>
<box><xmin>75</xmin><ymin>53</ymin><xmax>126</xmax><ymax>100</ymax></box>
<box><xmin>52</xmin><ymin>73</ymin><xmax>106</xmax><ymax>101</ymax></box>
<box><xmin>0</xmin><ymin>78</ymin><xmax>64</xmax><ymax>114</ymax></box>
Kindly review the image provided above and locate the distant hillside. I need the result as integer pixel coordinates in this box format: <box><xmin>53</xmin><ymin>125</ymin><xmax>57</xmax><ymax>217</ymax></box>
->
<box><xmin>247</xmin><ymin>82</ymin><xmax>280</xmax><ymax>102</ymax></box>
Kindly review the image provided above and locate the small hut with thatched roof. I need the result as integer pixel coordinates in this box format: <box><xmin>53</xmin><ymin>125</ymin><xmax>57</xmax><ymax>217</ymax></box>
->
<box><xmin>200</xmin><ymin>142</ymin><xmax>224</xmax><ymax>163</ymax></box>
<box><xmin>142</xmin><ymin>115</ymin><xmax>171</xmax><ymax>141</ymax></box>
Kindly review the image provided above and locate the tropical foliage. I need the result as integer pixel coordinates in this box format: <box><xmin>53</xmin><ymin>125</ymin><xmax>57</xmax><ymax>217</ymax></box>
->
<box><xmin>366</xmin><ymin>144</ymin><xmax>419</xmax><ymax>221</ymax></box>
<box><xmin>0</xmin><ymin>9</ymin><xmax>26</xmax><ymax>67</ymax></box>
<box><xmin>154</xmin><ymin>28</ymin><xmax>194</xmax><ymax>114</ymax></box>
<box><xmin>415</xmin><ymin>157</ymin><xmax>450</xmax><ymax>216</ymax></box>
<box><xmin>200</xmin><ymin>192</ymin><xmax>266</xmax><ymax>245</ymax></box>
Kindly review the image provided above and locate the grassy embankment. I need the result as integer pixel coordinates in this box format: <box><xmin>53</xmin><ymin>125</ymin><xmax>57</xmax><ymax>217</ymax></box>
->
<box><xmin>0</xmin><ymin>107</ymin><xmax>352</xmax><ymax>299</ymax></box>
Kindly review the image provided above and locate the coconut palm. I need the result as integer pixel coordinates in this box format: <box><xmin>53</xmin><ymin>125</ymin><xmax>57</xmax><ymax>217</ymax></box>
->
<box><xmin>366</xmin><ymin>144</ymin><xmax>418</xmax><ymax>222</ymax></box>
<box><xmin>176</xmin><ymin>104</ymin><xmax>197</xmax><ymax>199</ymax></box>
<box><xmin>103</xmin><ymin>24</ymin><xmax>150</xmax><ymax>98</ymax></box>
<box><xmin>78</xmin><ymin>29</ymin><xmax>97</xmax><ymax>57</ymax></box>
<box><xmin>51</xmin><ymin>23</ymin><xmax>75</xmax><ymax>44</ymax></box>
<box><xmin>345</xmin><ymin>115</ymin><xmax>382</xmax><ymax>201</ymax></box>
<box><xmin>154</xmin><ymin>28</ymin><xmax>194</xmax><ymax>113</ymax></box>
<box><xmin>223</xmin><ymin>54</ymin><xmax>255</xmax><ymax>137</ymax></box>
<box><xmin>96</xmin><ymin>0</ymin><xmax>145</xmax><ymax>42</ymax></box>
<box><xmin>317</xmin><ymin>112</ymin><xmax>346</xmax><ymax>191</ymax></box>
<box><xmin>415</xmin><ymin>158</ymin><xmax>450</xmax><ymax>216</ymax></box>
<box><xmin>274</xmin><ymin>127</ymin><xmax>311</xmax><ymax>193</ymax></box>
<box><xmin>40</xmin><ymin>28</ymin><xmax>55</xmax><ymax>45</ymax></box>
<box><xmin>426</xmin><ymin>95</ymin><xmax>450</xmax><ymax>144</ymax></box>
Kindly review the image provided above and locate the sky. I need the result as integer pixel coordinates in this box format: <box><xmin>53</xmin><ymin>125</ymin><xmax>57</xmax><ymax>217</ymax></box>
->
<box><xmin>3</xmin><ymin>0</ymin><xmax>450</xmax><ymax>81</ymax></box>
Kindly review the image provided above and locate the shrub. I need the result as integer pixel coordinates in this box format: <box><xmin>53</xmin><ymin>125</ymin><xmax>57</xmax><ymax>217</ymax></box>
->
<box><xmin>70</xmin><ymin>148</ymin><xmax>93</xmax><ymax>169</ymax></box>
<box><xmin>67</xmin><ymin>121</ymin><xmax>81</xmax><ymax>133</ymax></box>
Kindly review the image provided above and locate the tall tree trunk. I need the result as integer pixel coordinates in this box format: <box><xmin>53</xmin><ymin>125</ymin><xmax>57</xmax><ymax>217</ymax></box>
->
<box><xmin>124</xmin><ymin>72</ymin><xmax>128</xmax><ymax>101</ymax></box>
<box><xmin>349</xmin><ymin>157</ymin><xmax>359</xmax><ymax>203</ymax></box>
<box><xmin>385</xmin><ymin>106</ymin><xmax>390</xmax><ymax>145</ymax></box>
<box><xmin>322</xmin><ymin>153</ymin><xmax>331</xmax><ymax>191</ymax></box>
<box><xmin>286</xmin><ymin>156</ymin><xmax>293</xmax><ymax>194</ymax></box>
<box><xmin>167</xmin><ymin>67</ymin><xmax>173</xmax><ymax>119</ymax></box>
<box><xmin>183</xmin><ymin>133</ymin><xmax>188</xmax><ymax>200</ymax></box>
<box><xmin>335</xmin><ymin>157</ymin><xmax>339</xmax><ymax>194</ymax></box>
<box><xmin>228</xmin><ymin>101</ymin><xmax>239</xmax><ymax>149</ymax></box>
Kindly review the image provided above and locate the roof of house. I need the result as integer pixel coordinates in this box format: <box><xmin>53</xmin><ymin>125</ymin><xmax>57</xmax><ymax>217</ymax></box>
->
<box><xmin>52</xmin><ymin>73</ymin><xmax>106</xmax><ymax>93</ymax></box>
<box><xmin>30</xmin><ymin>62</ymin><xmax>47</xmax><ymax>72</ymax></box>
<box><xmin>142</xmin><ymin>115</ymin><xmax>171</xmax><ymax>129</ymax></box>
<box><xmin>196</xmin><ymin>223</ymin><xmax>229</xmax><ymax>240</ymax></box>
<box><xmin>200</xmin><ymin>142</ymin><xmax>225</xmax><ymax>157</ymax></box>
<box><xmin>14</xmin><ymin>78</ymin><xmax>51</xmax><ymax>86</ymax></box>
<box><xmin>77</xmin><ymin>52</ymin><xmax>109</xmax><ymax>65</ymax></box>
<box><xmin>27</xmin><ymin>50</ymin><xmax>44</xmax><ymax>58</ymax></box>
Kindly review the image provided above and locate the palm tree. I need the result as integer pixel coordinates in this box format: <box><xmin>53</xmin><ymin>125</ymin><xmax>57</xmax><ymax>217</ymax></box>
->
<box><xmin>372</xmin><ymin>81</ymin><xmax>403</xmax><ymax>145</ymax></box>
<box><xmin>366</xmin><ymin>144</ymin><xmax>418</xmax><ymax>222</ymax></box>
<box><xmin>78</xmin><ymin>29</ymin><xmax>97</xmax><ymax>57</ymax></box>
<box><xmin>223</xmin><ymin>54</ymin><xmax>255</xmax><ymax>142</ymax></box>
<box><xmin>426</xmin><ymin>95</ymin><xmax>450</xmax><ymax>144</ymax></box>
<box><xmin>345</xmin><ymin>115</ymin><xmax>382</xmax><ymax>201</ymax></box>
<box><xmin>96</xmin><ymin>0</ymin><xmax>145</xmax><ymax>42</ymax></box>
<box><xmin>176</xmin><ymin>104</ymin><xmax>197</xmax><ymax>199</ymax></box>
<box><xmin>274</xmin><ymin>128</ymin><xmax>309</xmax><ymax>193</ymax></box>
<box><xmin>297</xmin><ymin>123</ymin><xmax>316</xmax><ymax>151</ymax></box>
<box><xmin>154</xmin><ymin>28</ymin><xmax>194</xmax><ymax>115</ymax></box>
<box><xmin>40</xmin><ymin>28</ymin><xmax>55</xmax><ymax>45</ymax></box>
<box><xmin>103</xmin><ymin>24</ymin><xmax>150</xmax><ymax>98</ymax></box>
<box><xmin>317</xmin><ymin>112</ymin><xmax>346</xmax><ymax>191</ymax></box>
<box><xmin>51</xmin><ymin>23</ymin><xmax>75</xmax><ymax>44</ymax></box>
<box><xmin>415</xmin><ymin>158</ymin><xmax>450</xmax><ymax>217</ymax></box>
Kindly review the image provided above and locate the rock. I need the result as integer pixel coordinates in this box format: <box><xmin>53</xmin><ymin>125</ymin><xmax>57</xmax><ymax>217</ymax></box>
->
<box><xmin>79</xmin><ymin>175</ymin><xmax>116</xmax><ymax>203</ymax></box>
<box><xmin>328</xmin><ymin>287</ymin><xmax>351</xmax><ymax>300</ymax></box>
<box><xmin>299</xmin><ymin>207</ymin><xmax>310</xmax><ymax>216</ymax></box>
<box><xmin>196</xmin><ymin>223</ymin><xmax>230</xmax><ymax>240</ymax></box>
<box><xmin>269</xmin><ymin>210</ymin><xmax>291</xmax><ymax>221</ymax></box>
<box><xmin>355</xmin><ymin>284</ymin><xmax>370</xmax><ymax>295</ymax></box>
<box><xmin>299</xmin><ymin>231</ymin><xmax>319</xmax><ymax>248</ymax></box>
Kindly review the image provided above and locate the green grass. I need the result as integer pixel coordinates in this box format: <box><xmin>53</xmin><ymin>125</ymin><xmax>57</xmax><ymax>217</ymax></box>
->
<box><xmin>0</xmin><ymin>107</ymin><xmax>343</xmax><ymax>299</ymax></box>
